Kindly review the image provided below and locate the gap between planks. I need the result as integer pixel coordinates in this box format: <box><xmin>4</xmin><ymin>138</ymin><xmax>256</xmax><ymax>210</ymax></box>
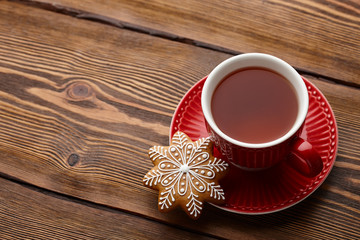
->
<box><xmin>12</xmin><ymin>0</ymin><xmax>360</xmax><ymax>90</ymax></box>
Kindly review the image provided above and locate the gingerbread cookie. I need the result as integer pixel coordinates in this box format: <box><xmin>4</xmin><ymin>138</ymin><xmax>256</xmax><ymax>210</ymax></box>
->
<box><xmin>143</xmin><ymin>131</ymin><xmax>229</xmax><ymax>219</ymax></box>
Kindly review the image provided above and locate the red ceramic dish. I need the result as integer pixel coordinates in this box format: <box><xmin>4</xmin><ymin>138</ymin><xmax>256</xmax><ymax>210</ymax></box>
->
<box><xmin>170</xmin><ymin>76</ymin><xmax>337</xmax><ymax>214</ymax></box>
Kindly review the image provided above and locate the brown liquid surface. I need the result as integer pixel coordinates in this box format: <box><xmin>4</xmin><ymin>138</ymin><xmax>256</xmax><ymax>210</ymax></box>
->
<box><xmin>211</xmin><ymin>67</ymin><xmax>298</xmax><ymax>144</ymax></box>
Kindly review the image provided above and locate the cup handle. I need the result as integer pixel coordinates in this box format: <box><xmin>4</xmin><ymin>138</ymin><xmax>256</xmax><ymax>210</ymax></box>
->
<box><xmin>288</xmin><ymin>138</ymin><xmax>323</xmax><ymax>178</ymax></box>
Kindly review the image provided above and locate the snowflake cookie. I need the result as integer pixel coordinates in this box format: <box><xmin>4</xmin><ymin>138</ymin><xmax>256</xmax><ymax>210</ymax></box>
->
<box><xmin>143</xmin><ymin>131</ymin><xmax>229</xmax><ymax>219</ymax></box>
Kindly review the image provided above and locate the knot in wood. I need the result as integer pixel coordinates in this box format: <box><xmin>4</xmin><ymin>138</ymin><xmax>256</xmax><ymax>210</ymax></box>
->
<box><xmin>67</xmin><ymin>153</ymin><xmax>80</xmax><ymax>166</ymax></box>
<box><xmin>66</xmin><ymin>82</ymin><xmax>93</xmax><ymax>101</ymax></box>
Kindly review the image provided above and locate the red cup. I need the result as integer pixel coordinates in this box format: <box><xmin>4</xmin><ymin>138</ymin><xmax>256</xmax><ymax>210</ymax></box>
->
<box><xmin>201</xmin><ymin>53</ymin><xmax>323</xmax><ymax>177</ymax></box>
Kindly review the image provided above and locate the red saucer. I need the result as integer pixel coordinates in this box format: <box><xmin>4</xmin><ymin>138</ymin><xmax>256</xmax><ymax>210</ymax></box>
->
<box><xmin>170</xmin><ymin>76</ymin><xmax>338</xmax><ymax>214</ymax></box>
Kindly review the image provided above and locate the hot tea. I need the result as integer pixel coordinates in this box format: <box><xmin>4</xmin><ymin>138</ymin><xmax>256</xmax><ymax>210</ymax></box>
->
<box><xmin>211</xmin><ymin>67</ymin><xmax>298</xmax><ymax>144</ymax></box>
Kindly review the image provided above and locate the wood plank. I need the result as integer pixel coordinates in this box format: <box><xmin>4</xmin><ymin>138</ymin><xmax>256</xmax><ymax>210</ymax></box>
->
<box><xmin>27</xmin><ymin>0</ymin><xmax>360</xmax><ymax>86</ymax></box>
<box><xmin>0</xmin><ymin>176</ymin><xmax>215</xmax><ymax>240</ymax></box>
<box><xmin>0</xmin><ymin>1</ymin><xmax>359</xmax><ymax>239</ymax></box>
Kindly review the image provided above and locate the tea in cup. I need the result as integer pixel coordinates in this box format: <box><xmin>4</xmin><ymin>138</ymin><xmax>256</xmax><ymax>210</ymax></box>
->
<box><xmin>201</xmin><ymin>53</ymin><xmax>323</xmax><ymax>177</ymax></box>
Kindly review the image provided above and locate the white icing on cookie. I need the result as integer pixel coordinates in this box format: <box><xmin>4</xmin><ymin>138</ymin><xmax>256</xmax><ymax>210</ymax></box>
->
<box><xmin>144</xmin><ymin>132</ymin><xmax>229</xmax><ymax>217</ymax></box>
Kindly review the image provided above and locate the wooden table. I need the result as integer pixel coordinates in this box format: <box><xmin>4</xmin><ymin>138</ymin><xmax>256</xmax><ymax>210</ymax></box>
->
<box><xmin>0</xmin><ymin>0</ymin><xmax>359</xmax><ymax>239</ymax></box>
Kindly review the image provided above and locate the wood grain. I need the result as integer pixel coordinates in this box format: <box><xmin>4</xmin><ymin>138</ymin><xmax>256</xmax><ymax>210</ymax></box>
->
<box><xmin>27</xmin><ymin>0</ymin><xmax>360</xmax><ymax>86</ymax></box>
<box><xmin>0</xmin><ymin>177</ymin><xmax>215</xmax><ymax>240</ymax></box>
<box><xmin>0</xmin><ymin>1</ymin><xmax>359</xmax><ymax>239</ymax></box>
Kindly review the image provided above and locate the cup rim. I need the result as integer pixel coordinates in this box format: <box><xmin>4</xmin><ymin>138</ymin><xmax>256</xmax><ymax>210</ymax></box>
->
<box><xmin>201</xmin><ymin>53</ymin><xmax>309</xmax><ymax>149</ymax></box>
